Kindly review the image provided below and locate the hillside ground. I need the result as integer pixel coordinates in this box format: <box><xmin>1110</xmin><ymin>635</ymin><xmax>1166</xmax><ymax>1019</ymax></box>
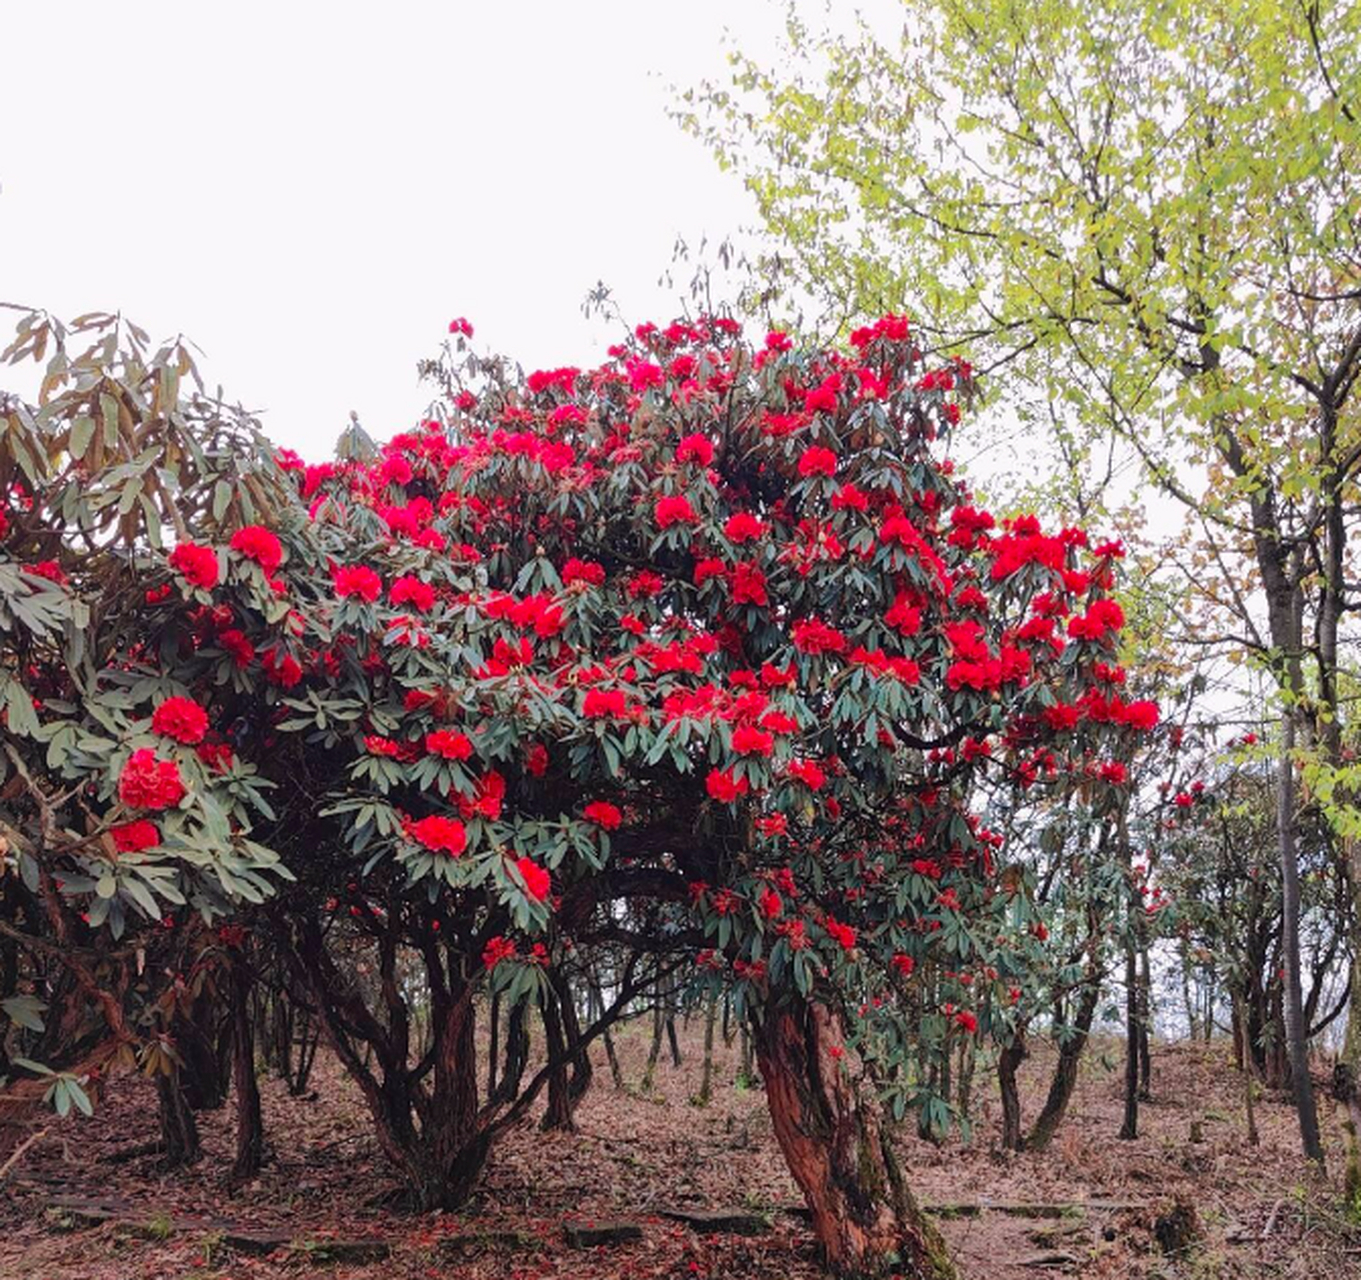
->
<box><xmin>2</xmin><ymin>1019</ymin><xmax>1357</xmax><ymax>1280</ymax></box>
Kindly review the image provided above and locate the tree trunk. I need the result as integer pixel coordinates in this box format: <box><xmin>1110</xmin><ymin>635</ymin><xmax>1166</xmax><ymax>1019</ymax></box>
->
<box><xmin>229</xmin><ymin>951</ymin><xmax>264</xmax><ymax>1182</ymax></box>
<box><xmin>756</xmin><ymin>997</ymin><xmax>954</xmax><ymax>1279</ymax></box>
<box><xmin>1137</xmin><ymin>945</ymin><xmax>1152</xmax><ymax>1101</ymax></box>
<box><xmin>998</xmin><ymin>1033</ymin><xmax>1026</xmax><ymax>1152</ymax></box>
<box><xmin>156</xmin><ymin>1073</ymin><xmax>201</xmax><ymax>1167</ymax></box>
<box><xmin>540</xmin><ymin>990</ymin><xmax>575</xmax><ymax>1132</ymax></box>
<box><xmin>1118</xmin><ymin>933</ymin><xmax>1139</xmax><ymax>1140</ymax></box>
<box><xmin>1336</xmin><ymin>834</ymin><xmax>1361</xmax><ymax>1202</ymax></box>
<box><xmin>696</xmin><ymin>989</ymin><xmax>718</xmax><ymax>1106</ymax></box>
<box><xmin>490</xmin><ymin>997</ymin><xmax>529</xmax><ymax>1109</ymax></box>
<box><xmin>1277</xmin><ymin>712</ymin><xmax>1325</xmax><ymax>1165</ymax></box>
<box><xmin>1027</xmin><ymin>975</ymin><xmax>1099</xmax><ymax>1152</ymax></box>
<box><xmin>641</xmin><ymin>989</ymin><xmax>664</xmax><ymax>1092</ymax></box>
<box><xmin>1232</xmin><ymin>987</ymin><xmax>1259</xmax><ymax>1147</ymax></box>
<box><xmin>486</xmin><ymin>990</ymin><xmax>500</xmax><ymax>1101</ymax></box>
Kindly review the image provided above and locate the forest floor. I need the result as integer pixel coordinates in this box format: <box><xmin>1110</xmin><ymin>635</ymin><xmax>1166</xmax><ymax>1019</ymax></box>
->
<box><xmin>2</xmin><ymin>1023</ymin><xmax>1357</xmax><ymax>1280</ymax></box>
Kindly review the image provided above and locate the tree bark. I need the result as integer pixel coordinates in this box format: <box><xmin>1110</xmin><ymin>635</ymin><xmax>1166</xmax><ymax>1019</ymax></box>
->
<box><xmin>156</xmin><ymin>1073</ymin><xmax>201</xmax><ymax>1167</ymax></box>
<box><xmin>1027</xmin><ymin>971</ymin><xmax>1099</xmax><ymax>1153</ymax></box>
<box><xmin>998</xmin><ymin>1033</ymin><xmax>1026</xmax><ymax>1152</ymax></box>
<box><xmin>229</xmin><ymin>950</ymin><xmax>264</xmax><ymax>1181</ymax></box>
<box><xmin>696</xmin><ymin>988</ymin><xmax>718</xmax><ymax>1106</ymax></box>
<box><xmin>1118</xmin><ymin>932</ymin><xmax>1139</xmax><ymax>1140</ymax></box>
<box><xmin>756</xmin><ymin>996</ymin><xmax>954</xmax><ymax>1279</ymax></box>
<box><xmin>1277</xmin><ymin>711</ymin><xmax>1325</xmax><ymax>1165</ymax></box>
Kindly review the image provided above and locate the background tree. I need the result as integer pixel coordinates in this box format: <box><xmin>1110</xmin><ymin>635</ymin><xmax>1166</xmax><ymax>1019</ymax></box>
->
<box><xmin>683</xmin><ymin>0</ymin><xmax>1361</xmax><ymax>1167</ymax></box>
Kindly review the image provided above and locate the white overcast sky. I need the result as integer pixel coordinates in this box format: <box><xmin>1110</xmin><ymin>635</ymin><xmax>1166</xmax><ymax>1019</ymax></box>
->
<box><xmin>0</xmin><ymin>0</ymin><xmax>806</xmax><ymax>459</ymax></box>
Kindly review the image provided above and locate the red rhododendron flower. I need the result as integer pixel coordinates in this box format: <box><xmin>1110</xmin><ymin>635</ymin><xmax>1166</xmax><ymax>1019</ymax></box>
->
<box><xmin>1124</xmin><ymin>699</ymin><xmax>1160</xmax><ymax>731</ymax></box>
<box><xmin>390</xmin><ymin>576</ymin><xmax>436</xmax><ymax>611</ymax></box>
<box><xmin>169</xmin><ymin>542</ymin><xmax>219</xmax><ymax>589</ymax></box>
<box><xmin>409</xmin><ymin>814</ymin><xmax>467</xmax><ymax>856</ymax></box>
<box><xmin>525</xmin><ymin>742</ymin><xmax>549</xmax><ymax>776</ymax></box>
<box><xmin>732</xmin><ymin>723</ymin><xmax>775</xmax><ymax>756</ymax></box>
<box><xmin>706</xmin><ymin>768</ymin><xmax>749</xmax><ymax>803</ymax></box>
<box><xmin>787</xmin><ymin>759</ymin><xmax>826</xmax><ymax>790</ymax></box>
<box><xmin>797</xmin><ymin>446</ymin><xmax>838</xmax><ymax>478</ymax></box>
<box><xmin>954</xmin><ymin>1010</ymin><xmax>978</xmax><ymax>1034</ymax></box>
<box><xmin>426</xmin><ymin>729</ymin><xmax>473</xmax><ymax>761</ymax></box>
<box><xmin>334</xmin><ymin>564</ymin><xmax>382</xmax><ymax>602</ymax></box>
<box><xmin>118</xmin><ymin>749</ymin><xmax>186</xmax><ymax>810</ymax></box>
<box><xmin>111</xmin><ymin>819</ymin><xmax>160</xmax><ymax>853</ymax></box>
<box><xmin>1042</xmin><ymin>703</ymin><xmax>1081</xmax><ymax>732</ymax></box>
<box><xmin>562</xmin><ymin>558</ymin><xmax>606</xmax><ymax>587</ymax></box>
<box><xmin>583</xmin><ymin>800</ymin><xmax>623</xmax><ymax>830</ymax></box>
<box><xmin>582</xmin><ymin>688</ymin><xmax>629</xmax><ymax>719</ymax></box>
<box><xmin>731</xmin><ymin>562</ymin><xmax>768</xmax><ymax>606</ymax></box>
<box><xmin>517</xmin><ymin>857</ymin><xmax>551</xmax><ymax>902</ymax></box>
<box><xmin>892</xmin><ymin>952</ymin><xmax>915</xmax><ymax>977</ymax></box>
<box><xmin>825</xmin><ymin>918</ymin><xmax>857</xmax><ymax>950</ymax></box>
<box><xmin>262</xmin><ymin>647</ymin><xmax>303</xmax><ymax>688</ymax></box>
<box><xmin>676</xmin><ymin>433</ymin><xmax>714</xmax><ymax>466</ymax></box>
<box><xmin>1099</xmin><ymin>761</ymin><xmax>1128</xmax><ymax>785</ymax></box>
<box><xmin>230</xmin><ymin>525</ymin><xmax>283</xmax><ymax>572</ymax></box>
<box><xmin>483</xmin><ymin>936</ymin><xmax>516</xmax><ymax>969</ymax></box>
<box><xmin>151</xmin><ymin>696</ymin><xmax>209</xmax><ymax>745</ymax></box>
<box><xmin>724</xmin><ymin>512</ymin><xmax>765</xmax><ymax>543</ymax></box>
<box><xmin>755</xmin><ymin>813</ymin><xmax>789</xmax><ymax>837</ymax></box>
<box><xmin>759</xmin><ymin>887</ymin><xmax>783</xmax><ymax>919</ymax></box>
<box><xmin>655</xmin><ymin>494</ymin><xmax>699</xmax><ymax>528</ymax></box>
<box><xmin>218</xmin><ymin>628</ymin><xmax>255</xmax><ymax>668</ymax></box>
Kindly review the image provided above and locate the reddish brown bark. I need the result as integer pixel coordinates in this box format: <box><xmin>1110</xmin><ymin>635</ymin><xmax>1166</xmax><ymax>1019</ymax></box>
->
<box><xmin>756</xmin><ymin>997</ymin><xmax>954</xmax><ymax>1280</ymax></box>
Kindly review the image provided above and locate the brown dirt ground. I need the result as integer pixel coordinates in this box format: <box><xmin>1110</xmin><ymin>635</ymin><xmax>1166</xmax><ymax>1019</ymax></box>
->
<box><xmin>1</xmin><ymin>1022</ymin><xmax>1357</xmax><ymax>1280</ymax></box>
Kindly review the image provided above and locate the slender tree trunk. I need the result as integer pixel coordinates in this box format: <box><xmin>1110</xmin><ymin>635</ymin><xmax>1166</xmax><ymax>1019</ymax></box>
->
<box><xmin>486</xmin><ymin>990</ymin><xmax>500</xmax><ymax>1102</ymax></box>
<box><xmin>696</xmin><ymin>989</ymin><xmax>718</xmax><ymax>1106</ymax></box>
<box><xmin>540</xmin><ymin>990</ymin><xmax>575</xmax><ymax>1132</ymax></box>
<box><xmin>998</xmin><ymin>1033</ymin><xmax>1026</xmax><ymax>1152</ymax></box>
<box><xmin>156</xmin><ymin>1073</ymin><xmax>201</xmax><ymax>1167</ymax></box>
<box><xmin>229</xmin><ymin>951</ymin><xmax>264</xmax><ymax>1181</ymax></box>
<box><xmin>1232</xmin><ymin>987</ymin><xmax>1259</xmax><ymax>1148</ymax></box>
<box><xmin>1119</xmin><ymin>933</ymin><xmax>1139</xmax><ymax>1140</ymax></box>
<box><xmin>1138</xmin><ymin>945</ymin><xmax>1152</xmax><ymax>1100</ymax></box>
<box><xmin>1336</xmin><ymin>834</ymin><xmax>1361</xmax><ymax>1201</ymax></box>
<box><xmin>739</xmin><ymin>1022</ymin><xmax>756</xmax><ymax>1086</ymax></box>
<box><xmin>490</xmin><ymin>998</ymin><xmax>529</xmax><ymax>1108</ymax></box>
<box><xmin>756</xmin><ymin>997</ymin><xmax>954</xmax><ymax>1279</ymax></box>
<box><xmin>1026</xmin><ymin>977</ymin><xmax>1099</xmax><ymax>1152</ymax></box>
<box><xmin>642</xmin><ymin>988</ymin><xmax>664</xmax><ymax>1092</ymax></box>
<box><xmin>1277</xmin><ymin>712</ymin><xmax>1325</xmax><ymax>1165</ymax></box>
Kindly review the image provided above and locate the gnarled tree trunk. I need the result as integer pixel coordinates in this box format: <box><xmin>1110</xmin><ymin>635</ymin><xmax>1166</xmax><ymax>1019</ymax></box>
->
<box><xmin>756</xmin><ymin>995</ymin><xmax>954</xmax><ymax>1279</ymax></box>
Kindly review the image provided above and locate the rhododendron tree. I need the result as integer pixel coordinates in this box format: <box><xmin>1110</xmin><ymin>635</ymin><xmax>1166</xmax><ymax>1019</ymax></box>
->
<box><xmin>257</xmin><ymin>313</ymin><xmax>1149</xmax><ymax>1274</ymax></box>
<box><xmin>0</xmin><ymin>311</ymin><xmax>298</xmax><ymax>1169</ymax></box>
<box><xmin>3</xmin><ymin>308</ymin><xmax>1156</xmax><ymax>1278</ymax></box>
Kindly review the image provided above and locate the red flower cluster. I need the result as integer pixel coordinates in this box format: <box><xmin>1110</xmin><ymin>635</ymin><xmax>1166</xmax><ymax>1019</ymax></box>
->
<box><xmin>334</xmin><ymin>564</ymin><xmax>382</xmax><ymax>602</ymax></box>
<box><xmin>111</xmin><ymin>819</ymin><xmax>160</xmax><ymax>853</ymax></box>
<box><xmin>516</xmin><ymin>857</ymin><xmax>551</xmax><ymax>902</ymax></box>
<box><xmin>151</xmin><ymin>696</ymin><xmax>209</xmax><ymax>745</ymax></box>
<box><xmin>408</xmin><ymin>814</ymin><xmax>467</xmax><ymax>856</ymax></box>
<box><xmin>655</xmin><ymin>494</ymin><xmax>699</xmax><ymax>528</ymax></box>
<box><xmin>119</xmin><ymin>749</ymin><xmax>186</xmax><ymax>810</ymax></box>
<box><xmin>169</xmin><ymin>542</ymin><xmax>219</xmax><ymax>589</ymax></box>
<box><xmin>230</xmin><ymin>524</ymin><xmax>283</xmax><ymax>572</ymax></box>
<box><xmin>391</xmin><ymin>576</ymin><xmax>436</xmax><ymax>611</ymax></box>
<box><xmin>583</xmin><ymin>800</ymin><xmax>623</xmax><ymax>830</ymax></box>
<box><xmin>426</xmin><ymin>729</ymin><xmax>473</xmax><ymax>761</ymax></box>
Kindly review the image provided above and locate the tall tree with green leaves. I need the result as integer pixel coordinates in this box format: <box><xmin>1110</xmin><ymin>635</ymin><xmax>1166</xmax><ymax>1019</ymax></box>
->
<box><xmin>683</xmin><ymin>0</ymin><xmax>1361</xmax><ymax>1169</ymax></box>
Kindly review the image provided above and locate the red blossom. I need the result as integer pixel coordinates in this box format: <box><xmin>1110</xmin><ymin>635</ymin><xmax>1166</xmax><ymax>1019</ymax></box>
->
<box><xmin>118</xmin><ymin>749</ymin><xmax>186</xmax><ymax>810</ymax></box>
<box><xmin>169</xmin><ymin>543</ymin><xmax>219</xmax><ymax>589</ymax></box>
<box><xmin>151</xmin><ymin>696</ymin><xmax>209</xmax><ymax>745</ymax></box>
<box><xmin>230</xmin><ymin>525</ymin><xmax>283</xmax><ymax>572</ymax></box>
<box><xmin>409</xmin><ymin>814</ymin><xmax>467</xmax><ymax>856</ymax></box>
